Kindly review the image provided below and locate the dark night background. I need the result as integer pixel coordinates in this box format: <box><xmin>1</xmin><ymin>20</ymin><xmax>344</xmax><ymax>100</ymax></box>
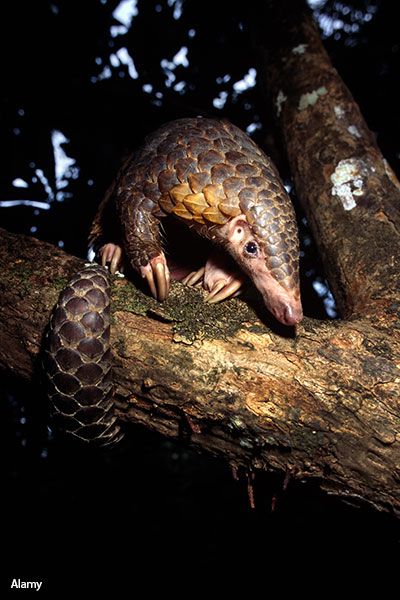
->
<box><xmin>1</xmin><ymin>0</ymin><xmax>400</xmax><ymax>592</ymax></box>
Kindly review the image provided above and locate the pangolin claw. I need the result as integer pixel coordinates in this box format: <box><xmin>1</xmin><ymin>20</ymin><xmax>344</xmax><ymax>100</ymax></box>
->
<box><xmin>181</xmin><ymin>266</ymin><xmax>206</xmax><ymax>287</ymax></box>
<box><xmin>155</xmin><ymin>261</ymin><xmax>170</xmax><ymax>301</ymax></box>
<box><xmin>100</xmin><ymin>243</ymin><xmax>123</xmax><ymax>274</ymax></box>
<box><xmin>142</xmin><ymin>267</ymin><xmax>157</xmax><ymax>299</ymax></box>
<box><xmin>206</xmin><ymin>278</ymin><xmax>243</xmax><ymax>303</ymax></box>
<box><xmin>182</xmin><ymin>262</ymin><xmax>244</xmax><ymax>302</ymax></box>
<box><xmin>110</xmin><ymin>247</ymin><xmax>123</xmax><ymax>274</ymax></box>
<box><xmin>140</xmin><ymin>255</ymin><xmax>170</xmax><ymax>301</ymax></box>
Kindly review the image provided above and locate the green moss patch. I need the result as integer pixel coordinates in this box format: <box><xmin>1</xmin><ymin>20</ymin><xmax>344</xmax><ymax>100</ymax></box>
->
<box><xmin>111</xmin><ymin>277</ymin><xmax>263</xmax><ymax>343</ymax></box>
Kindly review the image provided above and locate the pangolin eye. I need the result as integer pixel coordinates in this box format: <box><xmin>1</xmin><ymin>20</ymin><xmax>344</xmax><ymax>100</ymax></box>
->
<box><xmin>244</xmin><ymin>241</ymin><xmax>259</xmax><ymax>256</ymax></box>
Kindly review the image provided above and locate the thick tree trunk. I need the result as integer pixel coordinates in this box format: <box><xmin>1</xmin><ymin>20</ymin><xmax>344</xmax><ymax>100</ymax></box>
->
<box><xmin>1</xmin><ymin>1</ymin><xmax>400</xmax><ymax>516</ymax></box>
<box><xmin>258</xmin><ymin>0</ymin><xmax>400</xmax><ymax>319</ymax></box>
<box><xmin>0</xmin><ymin>227</ymin><xmax>400</xmax><ymax>515</ymax></box>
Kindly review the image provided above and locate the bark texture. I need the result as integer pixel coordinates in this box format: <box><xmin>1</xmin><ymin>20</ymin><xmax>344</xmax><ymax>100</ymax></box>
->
<box><xmin>259</xmin><ymin>0</ymin><xmax>400</xmax><ymax>318</ymax></box>
<box><xmin>0</xmin><ymin>227</ymin><xmax>400</xmax><ymax>515</ymax></box>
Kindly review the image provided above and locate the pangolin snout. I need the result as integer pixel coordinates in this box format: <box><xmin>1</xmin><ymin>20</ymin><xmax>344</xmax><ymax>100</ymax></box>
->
<box><xmin>281</xmin><ymin>300</ymin><xmax>303</xmax><ymax>326</ymax></box>
<box><xmin>257</xmin><ymin>279</ymin><xmax>303</xmax><ymax>326</ymax></box>
<box><xmin>251</xmin><ymin>270</ymin><xmax>303</xmax><ymax>327</ymax></box>
<box><xmin>268</xmin><ymin>298</ymin><xmax>303</xmax><ymax>326</ymax></box>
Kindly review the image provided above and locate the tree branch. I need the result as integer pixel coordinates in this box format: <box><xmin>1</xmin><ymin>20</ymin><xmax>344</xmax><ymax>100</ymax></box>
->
<box><xmin>1</xmin><ymin>227</ymin><xmax>400</xmax><ymax>515</ymax></box>
<box><xmin>258</xmin><ymin>0</ymin><xmax>400</xmax><ymax>318</ymax></box>
<box><xmin>2</xmin><ymin>0</ymin><xmax>400</xmax><ymax>517</ymax></box>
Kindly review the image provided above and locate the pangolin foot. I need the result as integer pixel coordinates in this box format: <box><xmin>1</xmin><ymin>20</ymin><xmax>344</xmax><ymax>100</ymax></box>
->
<box><xmin>206</xmin><ymin>276</ymin><xmax>244</xmax><ymax>303</ymax></box>
<box><xmin>99</xmin><ymin>243</ymin><xmax>124</xmax><ymax>274</ymax></box>
<box><xmin>181</xmin><ymin>266</ymin><xmax>206</xmax><ymax>287</ymax></box>
<box><xmin>182</xmin><ymin>252</ymin><xmax>245</xmax><ymax>303</ymax></box>
<box><xmin>140</xmin><ymin>253</ymin><xmax>170</xmax><ymax>302</ymax></box>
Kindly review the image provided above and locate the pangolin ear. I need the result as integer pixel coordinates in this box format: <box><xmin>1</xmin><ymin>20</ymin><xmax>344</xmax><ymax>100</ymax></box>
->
<box><xmin>226</xmin><ymin>214</ymin><xmax>250</xmax><ymax>243</ymax></box>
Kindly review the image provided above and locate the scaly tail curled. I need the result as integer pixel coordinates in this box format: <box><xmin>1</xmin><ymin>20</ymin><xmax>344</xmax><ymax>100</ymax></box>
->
<box><xmin>44</xmin><ymin>264</ymin><xmax>123</xmax><ymax>446</ymax></box>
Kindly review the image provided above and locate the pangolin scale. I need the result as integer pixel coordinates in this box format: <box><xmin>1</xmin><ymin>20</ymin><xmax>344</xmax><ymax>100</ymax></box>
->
<box><xmin>45</xmin><ymin>266</ymin><xmax>123</xmax><ymax>445</ymax></box>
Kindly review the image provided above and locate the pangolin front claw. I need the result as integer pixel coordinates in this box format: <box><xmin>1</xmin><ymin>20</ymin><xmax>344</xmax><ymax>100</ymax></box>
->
<box><xmin>181</xmin><ymin>254</ymin><xmax>245</xmax><ymax>303</ymax></box>
<box><xmin>140</xmin><ymin>254</ymin><xmax>170</xmax><ymax>301</ymax></box>
<box><xmin>181</xmin><ymin>266</ymin><xmax>206</xmax><ymax>287</ymax></box>
<box><xmin>206</xmin><ymin>277</ymin><xmax>244</xmax><ymax>303</ymax></box>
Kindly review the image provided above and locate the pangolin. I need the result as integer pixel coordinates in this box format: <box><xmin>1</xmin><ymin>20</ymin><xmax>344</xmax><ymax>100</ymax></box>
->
<box><xmin>92</xmin><ymin>117</ymin><xmax>303</xmax><ymax>325</ymax></box>
<box><xmin>45</xmin><ymin>117</ymin><xmax>303</xmax><ymax>445</ymax></box>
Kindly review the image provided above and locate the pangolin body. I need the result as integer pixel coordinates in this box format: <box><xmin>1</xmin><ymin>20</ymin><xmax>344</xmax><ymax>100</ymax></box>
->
<box><xmin>90</xmin><ymin>117</ymin><xmax>301</xmax><ymax>322</ymax></box>
<box><xmin>47</xmin><ymin>117</ymin><xmax>302</xmax><ymax>445</ymax></box>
